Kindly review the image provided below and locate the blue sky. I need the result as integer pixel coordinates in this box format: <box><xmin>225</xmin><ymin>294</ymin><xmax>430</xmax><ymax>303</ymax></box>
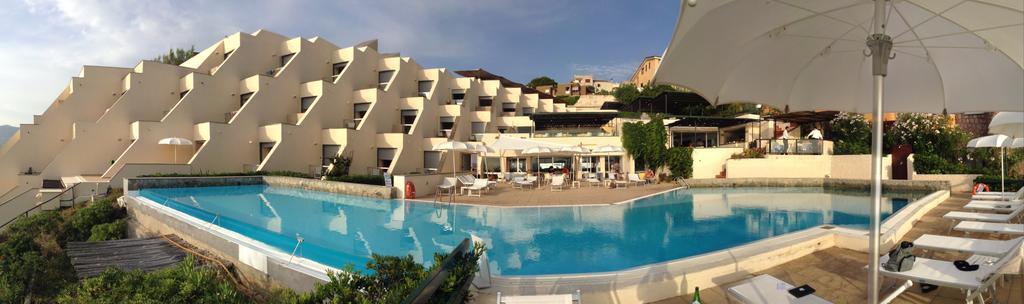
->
<box><xmin>0</xmin><ymin>0</ymin><xmax>680</xmax><ymax>126</ymax></box>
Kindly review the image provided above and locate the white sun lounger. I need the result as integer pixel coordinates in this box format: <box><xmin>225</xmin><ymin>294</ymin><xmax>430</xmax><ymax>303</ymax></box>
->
<box><xmin>913</xmin><ymin>235</ymin><xmax>1024</xmax><ymax>257</ymax></box>
<box><xmin>726</xmin><ymin>274</ymin><xmax>832</xmax><ymax>304</ymax></box>
<box><xmin>954</xmin><ymin>221</ymin><xmax>1024</xmax><ymax>236</ymax></box>
<box><xmin>497</xmin><ymin>290</ymin><xmax>580</xmax><ymax>304</ymax></box>
<box><xmin>550</xmin><ymin>175</ymin><xmax>565</xmax><ymax>192</ymax></box>
<box><xmin>438</xmin><ymin>177</ymin><xmax>457</xmax><ymax>196</ymax></box>
<box><xmin>963</xmin><ymin>201</ymin><xmax>1023</xmax><ymax>213</ymax></box>
<box><xmin>971</xmin><ymin>187</ymin><xmax>1024</xmax><ymax>201</ymax></box>
<box><xmin>944</xmin><ymin>206</ymin><xmax>1024</xmax><ymax>223</ymax></box>
<box><xmin>461</xmin><ymin>179</ymin><xmax>488</xmax><ymax>197</ymax></box>
<box><xmin>879</xmin><ymin>239</ymin><xmax>1023</xmax><ymax>304</ymax></box>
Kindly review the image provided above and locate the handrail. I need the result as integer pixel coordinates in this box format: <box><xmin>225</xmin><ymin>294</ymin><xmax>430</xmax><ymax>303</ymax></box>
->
<box><xmin>0</xmin><ymin>184</ymin><xmax>78</xmax><ymax>231</ymax></box>
<box><xmin>0</xmin><ymin>187</ymin><xmax>39</xmax><ymax>208</ymax></box>
<box><xmin>402</xmin><ymin>238</ymin><xmax>472</xmax><ymax>304</ymax></box>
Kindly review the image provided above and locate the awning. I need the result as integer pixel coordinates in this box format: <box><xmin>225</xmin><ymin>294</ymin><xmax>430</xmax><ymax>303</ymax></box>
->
<box><xmin>665</xmin><ymin>115</ymin><xmax>756</xmax><ymax>128</ymax></box>
<box><xmin>763</xmin><ymin>111</ymin><xmax>839</xmax><ymax>124</ymax></box>
<box><xmin>490</xmin><ymin>135</ymin><xmax>569</xmax><ymax>151</ymax></box>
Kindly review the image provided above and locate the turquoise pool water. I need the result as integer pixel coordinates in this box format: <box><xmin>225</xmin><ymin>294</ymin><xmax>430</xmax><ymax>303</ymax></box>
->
<box><xmin>137</xmin><ymin>186</ymin><xmax>919</xmax><ymax>276</ymax></box>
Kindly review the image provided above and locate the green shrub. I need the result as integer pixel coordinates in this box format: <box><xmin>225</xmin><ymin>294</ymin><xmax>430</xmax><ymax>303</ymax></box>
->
<box><xmin>57</xmin><ymin>256</ymin><xmax>247</xmax><ymax>304</ymax></box>
<box><xmin>0</xmin><ymin>211</ymin><xmax>77</xmax><ymax>303</ymax></box>
<box><xmin>667</xmin><ymin>147</ymin><xmax>694</xmax><ymax>179</ymax></box>
<box><xmin>830</xmin><ymin>112</ymin><xmax>871</xmax><ymax>155</ymax></box>
<box><xmin>914</xmin><ymin>153</ymin><xmax>966</xmax><ymax>174</ymax></box>
<box><xmin>731</xmin><ymin>147</ymin><xmax>766</xmax><ymax>159</ymax></box>
<box><xmin>139</xmin><ymin>170</ymin><xmax>312</xmax><ymax>179</ymax></box>
<box><xmin>68</xmin><ymin>198</ymin><xmax>120</xmax><ymax>242</ymax></box>
<box><xmin>87</xmin><ymin>219</ymin><xmax>127</xmax><ymax>242</ymax></box>
<box><xmin>325</xmin><ymin>175</ymin><xmax>386</xmax><ymax>186</ymax></box>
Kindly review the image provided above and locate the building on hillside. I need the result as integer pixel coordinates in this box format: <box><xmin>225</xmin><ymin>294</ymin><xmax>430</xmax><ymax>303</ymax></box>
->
<box><xmin>533</xmin><ymin>74</ymin><xmax>618</xmax><ymax>97</ymax></box>
<box><xmin>0</xmin><ymin>30</ymin><xmax>645</xmax><ymax>216</ymax></box>
<box><xmin>627</xmin><ymin>56</ymin><xmax>661</xmax><ymax>87</ymax></box>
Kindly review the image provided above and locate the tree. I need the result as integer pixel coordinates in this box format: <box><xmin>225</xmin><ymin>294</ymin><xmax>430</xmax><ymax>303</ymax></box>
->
<box><xmin>638</xmin><ymin>84</ymin><xmax>677</xmax><ymax>98</ymax></box>
<box><xmin>554</xmin><ymin>95</ymin><xmax>579</xmax><ymax>105</ymax></box>
<box><xmin>621</xmin><ymin>116</ymin><xmax>669</xmax><ymax>172</ymax></box>
<box><xmin>155</xmin><ymin>46</ymin><xmax>199</xmax><ymax>66</ymax></box>
<box><xmin>612</xmin><ymin>84</ymin><xmax>641</xmax><ymax>104</ymax></box>
<box><xmin>830</xmin><ymin>112</ymin><xmax>871</xmax><ymax>155</ymax></box>
<box><xmin>526</xmin><ymin>76</ymin><xmax>557</xmax><ymax>88</ymax></box>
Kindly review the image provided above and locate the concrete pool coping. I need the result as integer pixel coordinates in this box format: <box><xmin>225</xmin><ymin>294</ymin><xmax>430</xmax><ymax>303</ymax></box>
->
<box><xmin>121</xmin><ymin>178</ymin><xmax>950</xmax><ymax>302</ymax></box>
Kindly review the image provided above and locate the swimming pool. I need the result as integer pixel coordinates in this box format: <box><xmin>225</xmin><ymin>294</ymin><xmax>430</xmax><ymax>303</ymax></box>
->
<box><xmin>137</xmin><ymin>186</ymin><xmax>920</xmax><ymax>276</ymax></box>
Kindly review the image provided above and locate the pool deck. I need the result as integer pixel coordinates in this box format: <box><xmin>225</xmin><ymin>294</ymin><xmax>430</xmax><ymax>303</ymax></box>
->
<box><xmin>424</xmin><ymin>181</ymin><xmax>681</xmax><ymax>206</ymax></box>
<box><xmin>649</xmin><ymin>194</ymin><xmax>1024</xmax><ymax>304</ymax></box>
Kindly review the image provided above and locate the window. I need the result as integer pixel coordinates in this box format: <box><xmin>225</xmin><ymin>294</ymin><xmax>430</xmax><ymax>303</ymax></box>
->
<box><xmin>400</xmin><ymin>109</ymin><xmax>417</xmax><ymax>133</ymax></box>
<box><xmin>478</xmin><ymin>96</ymin><xmax>493</xmax><ymax>108</ymax></box>
<box><xmin>451</xmin><ymin>89</ymin><xmax>466</xmax><ymax>105</ymax></box>
<box><xmin>259</xmin><ymin>142</ymin><xmax>275</xmax><ymax>162</ymax></box>
<box><xmin>280</xmin><ymin>53</ymin><xmax>295</xmax><ymax>67</ymax></box>
<box><xmin>461</xmin><ymin>153</ymin><xmax>473</xmax><ymax>171</ymax></box>
<box><xmin>502</xmin><ymin>103</ymin><xmax>516</xmax><ymax>115</ymax></box>
<box><xmin>377</xmin><ymin>70</ymin><xmax>395</xmax><ymax>90</ymax></box>
<box><xmin>240</xmin><ymin>92</ymin><xmax>254</xmax><ymax>107</ymax></box>
<box><xmin>179</xmin><ymin>90</ymin><xmax>189</xmax><ymax>100</ymax></box>
<box><xmin>332</xmin><ymin>62</ymin><xmax>348</xmax><ymax>77</ymax></box>
<box><xmin>496</xmin><ymin>127</ymin><xmax>508</xmax><ymax>133</ymax></box>
<box><xmin>353</xmin><ymin>103</ymin><xmax>370</xmax><ymax>125</ymax></box>
<box><xmin>471</xmin><ymin>122</ymin><xmax>486</xmax><ymax>135</ymax></box>
<box><xmin>439</xmin><ymin>116</ymin><xmax>454</xmax><ymax>137</ymax></box>
<box><xmin>672</xmin><ymin>131</ymin><xmax>718</xmax><ymax>148</ymax></box>
<box><xmin>322</xmin><ymin>144</ymin><xmax>340</xmax><ymax>172</ymax></box>
<box><xmin>506</xmin><ymin>157</ymin><xmax>527</xmax><ymax>173</ymax></box>
<box><xmin>417</xmin><ymin>80</ymin><xmax>433</xmax><ymax>98</ymax></box>
<box><xmin>423</xmin><ymin>151</ymin><xmax>441</xmax><ymax>172</ymax></box>
<box><xmin>516</xmin><ymin>126</ymin><xmax>532</xmax><ymax>134</ymax></box>
<box><xmin>521</xmin><ymin>107</ymin><xmax>534</xmax><ymax>115</ymax></box>
<box><xmin>377</xmin><ymin>148</ymin><xmax>396</xmax><ymax>171</ymax></box>
<box><xmin>605</xmin><ymin>156</ymin><xmax>622</xmax><ymax>173</ymax></box>
<box><xmin>223</xmin><ymin>50</ymin><xmax>234</xmax><ymax>60</ymax></box>
<box><xmin>299</xmin><ymin>96</ymin><xmax>316</xmax><ymax>113</ymax></box>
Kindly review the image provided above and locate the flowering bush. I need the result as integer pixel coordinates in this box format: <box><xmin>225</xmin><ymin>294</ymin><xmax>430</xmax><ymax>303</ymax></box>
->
<box><xmin>830</xmin><ymin>112</ymin><xmax>871</xmax><ymax>155</ymax></box>
<box><xmin>886</xmin><ymin>113</ymin><xmax>973</xmax><ymax>174</ymax></box>
<box><xmin>731</xmin><ymin>147</ymin><xmax>767</xmax><ymax>159</ymax></box>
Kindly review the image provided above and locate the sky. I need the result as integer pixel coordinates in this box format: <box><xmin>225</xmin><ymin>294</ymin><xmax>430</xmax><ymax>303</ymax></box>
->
<box><xmin>0</xmin><ymin>0</ymin><xmax>681</xmax><ymax>126</ymax></box>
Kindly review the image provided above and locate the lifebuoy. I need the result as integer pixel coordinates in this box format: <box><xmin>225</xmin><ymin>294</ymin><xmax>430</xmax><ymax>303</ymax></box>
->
<box><xmin>404</xmin><ymin>181</ymin><xmax>416</xmax><ymax>199</ymax></box>
<box><xmin>972</xmin><ymin>183</ymin><xmax>990</xmax><ymax>195</ymax></box>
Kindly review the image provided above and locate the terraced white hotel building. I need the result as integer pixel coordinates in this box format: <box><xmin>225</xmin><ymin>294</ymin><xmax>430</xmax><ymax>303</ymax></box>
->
<box><xmin>0</xmin><ymin>30</ymin><xmax>645</xmax><ymax>223</ymax></box>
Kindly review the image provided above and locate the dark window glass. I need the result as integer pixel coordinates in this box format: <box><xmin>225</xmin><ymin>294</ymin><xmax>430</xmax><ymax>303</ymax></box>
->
<box><xmin>240</xmin><ymin>92</ymin><xmax>254</xmax><ymax>107</ymax></box>
<box><xmin>332</xmin><ymin>62</ymin><xmax>348</xmax><ymax>76</ymax></box>
<box><xmin>280</xmin><ymin>53</ymin><xmax>295</xmax><ymax>67</ymax></box>
<box><xmin>478</xmin><ymin>96</ymin><xmax>493</xmax><ymax>107</ymax></box>
<box><xmin>300</xmin><ymin>96</ymin><xmax>316</xmax><ymax>113</ymax></box>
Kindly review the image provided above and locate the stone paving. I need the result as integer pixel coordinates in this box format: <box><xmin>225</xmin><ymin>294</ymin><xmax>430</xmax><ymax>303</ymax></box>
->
<box><xmin>652</xmin><ymin>194</ymin><xmax>1023</xmax><ymax>304</ymax></box>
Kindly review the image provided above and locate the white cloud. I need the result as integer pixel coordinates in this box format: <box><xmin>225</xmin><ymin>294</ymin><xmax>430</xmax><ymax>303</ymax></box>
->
<box><xmin>0</xmin><ymin>0</ymin><xmax>575</xmax><ymax>125</ymax></box>
<box><xmin>570</xmin><ymin>61</ymin><xmax>639</xmax><ymax>82</ymax></box>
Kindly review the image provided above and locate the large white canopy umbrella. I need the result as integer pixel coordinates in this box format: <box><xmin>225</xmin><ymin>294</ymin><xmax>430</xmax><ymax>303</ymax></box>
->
<box><xmin>158</xmin><ymin>137</ymin><xmax>193</xmax><ymax>163</ymax></box>
<box><xmin>471</xmin><ymin>143</ymin><xmax>496</xmax><ymax>174</ymax></box>
<box><xmin>967</xmin><ymin>134</ymin><xmax>1013</xmax><ymax>192</ymax></box>
<box><xmin>559</xmin><ymin>145</ymin><xmax>591</xmax><ymax>180</ymax></box>
<box><xmin>432</xmin><ymin>141</ymin><xmax>472</xmax><ymax>179</ymax></box>
<box><xmin>989</xmin><ymin>112</ymin><xmax>1024</xmax><ymax>138</ymax></box>
<box><xmin>656</xmin><ymin>1</ymin><xmax>1023</xmax><ymax>302</ymax></box>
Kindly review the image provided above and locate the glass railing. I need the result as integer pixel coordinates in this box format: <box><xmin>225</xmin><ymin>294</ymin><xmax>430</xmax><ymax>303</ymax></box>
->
<box><xmin>532</xmin><ymin>130</ymin><xmax>617</xmax><ymax>138</ymax></box>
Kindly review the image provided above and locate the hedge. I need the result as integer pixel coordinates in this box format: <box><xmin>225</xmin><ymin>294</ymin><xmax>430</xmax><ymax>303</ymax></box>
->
<box><xmin>324</xmin><ymin>174</ymin><xmax>387</xmax><ymax>186</ymax></box>
<box><xmin>667</xmin><ymin>147</ymin><xmax>694</xmax><ymax>179</ymax></box>
<box><xmin>974</xmin><ymin>176</ymin><xmax>1024</xmax><ymax>192</ymax></box>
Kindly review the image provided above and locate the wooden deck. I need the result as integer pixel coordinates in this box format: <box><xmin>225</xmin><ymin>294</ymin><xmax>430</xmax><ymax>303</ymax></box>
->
<box><xmin>66</xmin><ymin>235</ymin><xmax>188</xmax><ymax>278</ymax></box>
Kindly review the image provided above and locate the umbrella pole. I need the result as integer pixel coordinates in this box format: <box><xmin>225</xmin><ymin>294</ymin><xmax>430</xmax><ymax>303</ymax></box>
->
<box><xmin>867</xmin><ymin>1</ymin><xmax>891</xmax><ymax>303</ymax></box>
<box><xmin>1001</xmin><ymin>147</ymin><xmax>1005</xmax><ymax>193</ymax></box>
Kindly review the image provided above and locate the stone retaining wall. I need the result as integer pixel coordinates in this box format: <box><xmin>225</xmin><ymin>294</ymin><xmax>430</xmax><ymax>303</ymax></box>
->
<box><xmin>682</xmin><ymin>178</ymin><xmax>949</xmax><ymax>192</ymax></box>
<box><xmin>263</xmin><ymin>176</ymin><xmax>392</xmax><ymax>199</ymax></box>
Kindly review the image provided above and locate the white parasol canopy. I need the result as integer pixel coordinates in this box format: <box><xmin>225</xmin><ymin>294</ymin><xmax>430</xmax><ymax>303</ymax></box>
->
<box><xmin>989</xmin><ymin>112</ymin><xmax>1024</xmax><ymax>138</ymax></box>
<box><xmin>591</xmin><ymin>145</ymin><xmax>625</xmax><ymax>153</ymax></box>
<box><xmin>522</xmin><ymin>146</ymin><xmax>557</xmax><ymax>155</ymax></box>
<box><xmin>967</xmin><ymin>134</ymin><xmax>1013</xmax><ymax>193</ymax></box>
<box><xmin>655</xmin><ymin>1</ymin><xmax>1023</xmax><ymax>302</ymax></box>
<box><xmin>158</xmin><ymin>137</ymin><xmax>193</xmax><ymax>163</ymax></box>
<box><xmin>432</xmin><ymin>140</ymin><xmax>472</xmax><ymax>179</ymax></box>
<box><xmin>489</xmin><ymin>135</ymin><xmax>569</xmax><ymax>152</ymax></box>
<box><xmin>1013</xmin><ymin>138</ymin><xmax>1024</xmax><ymax>148</ymax></box>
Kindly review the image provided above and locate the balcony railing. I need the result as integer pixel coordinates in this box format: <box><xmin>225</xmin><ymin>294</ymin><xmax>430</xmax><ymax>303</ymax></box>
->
<box><xmin>532</xmin><ymin>130</ymin><xmax>617</xmax><ymax>138</ymax></box>
<box><xmin>755</xmin><ymin>139</ymin><xmax>825</xmax><ymax>155</ymax></box>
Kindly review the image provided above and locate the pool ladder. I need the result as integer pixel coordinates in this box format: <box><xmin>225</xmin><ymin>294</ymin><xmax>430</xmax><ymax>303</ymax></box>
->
<box><xmin>288</xmin><ymin>233</ymin><xmax>304</xmax><ymax>263</ymax></box>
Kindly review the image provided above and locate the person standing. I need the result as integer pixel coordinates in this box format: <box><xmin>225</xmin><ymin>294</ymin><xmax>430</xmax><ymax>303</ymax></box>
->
<box><xmin>806</xmin><ymin>124</ymin><xmax>824</xmax><ymax>154</ymax></box>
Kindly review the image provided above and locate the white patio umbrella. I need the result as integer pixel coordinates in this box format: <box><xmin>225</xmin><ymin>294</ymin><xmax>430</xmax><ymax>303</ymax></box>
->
<box><xmin>158</xmin><ymin>137</ymin><xmax>193</xmax><ymax>163</ymax></box>
<box><xmin>591</xmin><ymin>145</ymin><xmax>624</xmax><ymax>154</ymax></box>
<box><xmin>559</xmin><ymin>145</ymin><xmax>590</xmax><ymax>180</ymax></box>
<box><xmin>471</xmin><ymin>143</ymin><xmax>496</xmax><ymax>175</ymax></box>
<box><xmin>655</xmin><ymin>1</ymin><xmax>1023</xmax><ymax>302</ymax></box>
<box><xmin>989</xmin><ymin>112</ymin><xmax>1024</xmax><ymax>138</ymax></box>
<box><xmin>1013</xmin><ymin>138</ymin><xmax>1024</xmax><ymax>149</ymax></box>
<box><xmin>432</xmin><ymin>141</ymin><xmax>472</xmax><ymax>179</ymax></box>
<box><xmin>967</xmin><ymin>134</ymin><xmax>1013</xmax><ymax>193</ymax></box>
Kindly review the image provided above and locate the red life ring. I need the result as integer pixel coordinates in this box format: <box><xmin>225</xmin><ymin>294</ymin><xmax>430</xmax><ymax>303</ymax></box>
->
<box><xmin>405</xmin><ymin>181</ymin><xmax>416</xmax><ymax>199</ymax></box>
<box><xmin>972</xmin><ymin>183</ymin><xmax>990</xmax><ymax>195</ymax></box>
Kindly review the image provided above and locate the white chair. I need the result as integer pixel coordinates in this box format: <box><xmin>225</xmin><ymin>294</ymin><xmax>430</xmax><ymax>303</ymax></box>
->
<box><xmin>462</xmin><ymin>179</ymin><xmax>489</xmax><ymax>197</ymax></box>
<box><xmin>610</xmin><ymin>173</ymin><xmax>628</xmax><ymax>189</ymax></box>
<box><xmin>550</xmin><ymin>175</ymin><xmax>565</xmax><ymax>192</ymax></box>
<box><xmin>497</xmin><ymin>290</ymin><xmax>580</xmax><ymax>304</ymax></box>
<box><xmin>727</xmin><ymin>274</ymin><xmax>832</xmax><ymax>304</ymax></box>
<box><xmin>514</xmin><ymin>176</ymin><xmax>537</xmax><ymax>189</ymax></box>
<box><xmin>585</xmin><ymin>173</ymin><xmax>601</xmax><ymax>187</ymax></box>
<box><xmin>457</xmin><ymin>175</ymin><xmax>476</xmax><ymax>188</ymax></box>
<box><xmin>954</xmin><ymin>221</ymin><xmax>1024</xmax><ymax>236</ymax></box>
<box><xmin>438</xmin><ymin>177</ymin><xmax>457</xmax><ymax>196</ymax></box>
<box><xmin>879</xmin><ymin>239</ymin><xmax>1023</xmax><ymax>304</ymax></box>
<box><xmin>628</xmin><ymin>174</ymin><xmax>645</xmax><ymax>187</ymax></box>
